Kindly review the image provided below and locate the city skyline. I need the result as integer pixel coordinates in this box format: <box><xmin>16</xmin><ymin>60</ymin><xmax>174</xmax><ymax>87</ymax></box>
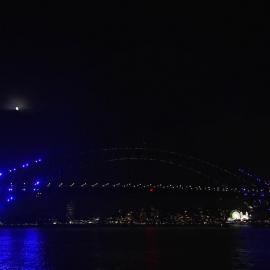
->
<box><xmin>1</xmin><ymin>3</ymin><xmax>270</xmax><ymax>270</ymax></box>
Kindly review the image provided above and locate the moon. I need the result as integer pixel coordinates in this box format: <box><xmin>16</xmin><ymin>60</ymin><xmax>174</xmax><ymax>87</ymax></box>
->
<box><xmin>3</xmin><ymin>96</ymin><xmax>30</xmax><ymax>111</ymax></box>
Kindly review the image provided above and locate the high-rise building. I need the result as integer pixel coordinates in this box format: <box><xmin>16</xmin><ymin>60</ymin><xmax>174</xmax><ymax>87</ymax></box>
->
<box><xmin>66</xmin><ymin>201</ymin><xmax>75</xmax><ymax>222</ymax></box>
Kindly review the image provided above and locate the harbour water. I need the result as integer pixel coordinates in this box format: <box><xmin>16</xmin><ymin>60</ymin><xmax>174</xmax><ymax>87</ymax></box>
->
<box><xmin>0</xmin><ymin>226</ymin><xmax>269</xmax><ymax>269</ymax></box>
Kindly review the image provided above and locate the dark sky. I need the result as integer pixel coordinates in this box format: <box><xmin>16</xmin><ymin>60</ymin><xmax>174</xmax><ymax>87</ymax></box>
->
<box><xmin>0</xmin><ymin>3</ymin><xmax>269</xmax><ymax>174</ymax></box>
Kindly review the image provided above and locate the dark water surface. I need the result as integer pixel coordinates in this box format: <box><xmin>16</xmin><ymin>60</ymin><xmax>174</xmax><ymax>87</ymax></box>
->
<box><xmin>0</xmin><ymin>226</ymin><xmax>269</xmax><ymax>269</ymax></box>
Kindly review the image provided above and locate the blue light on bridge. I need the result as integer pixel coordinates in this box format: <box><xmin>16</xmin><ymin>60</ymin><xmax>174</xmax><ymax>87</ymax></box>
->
<box><xmin>22</xmin><ymin>163</ymin><xmax>30</xmax><ymax>168</ymax></box>
<box><xmin>7</xmin><ymin>196</ymin><xmax>15</xmax><ymax>203</ymax></box>
<box><xmin>3</xmin><ymin>157</ymin><xmax>44</xmax><ymax>177</ymax></box>
<box><xmin>34</xmin><ymin>181</ymin><xmax>40</xmax><ymax>186</ymax></box>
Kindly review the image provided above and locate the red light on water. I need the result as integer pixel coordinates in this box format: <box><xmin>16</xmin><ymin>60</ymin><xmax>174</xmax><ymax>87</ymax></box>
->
<box><xmin>149</xmin><ymin>188</ymin><xmax>156</xmax><ymax>193</ymax></box>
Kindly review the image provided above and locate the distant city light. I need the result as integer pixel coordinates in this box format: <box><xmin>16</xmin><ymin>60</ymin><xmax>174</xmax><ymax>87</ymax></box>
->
<box><xmin>15</xmin><ymin>106</ymin><xmax>19</xmax><ymax>111</ymax></box>
<box><xmin>0</xmin><ymin>172</ymin><xmax>2</xmax><ymax>177</ymax></box>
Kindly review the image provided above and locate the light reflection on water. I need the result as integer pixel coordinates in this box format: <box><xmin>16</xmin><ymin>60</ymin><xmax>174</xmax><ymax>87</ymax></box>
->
<box><xmin>0</xmin><ymin>229</ymin><xmax>46</xmax><ymax>269</ymax></box>
<box><xmin>0</xmin><ymin>227</ymin><xmax>270</xmax><ymax>270</ymax></box>
<box><xmin>231</xmin><ymin>227</ymin><xmax>270</xmax><ymax>270</ymax></box>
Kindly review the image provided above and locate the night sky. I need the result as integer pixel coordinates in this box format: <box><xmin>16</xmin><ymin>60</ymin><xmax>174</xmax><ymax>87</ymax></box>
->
<box><xmin>0</xmin><ymin>3</ymin><xmax>269</xmax><ymax>174</ymax></box>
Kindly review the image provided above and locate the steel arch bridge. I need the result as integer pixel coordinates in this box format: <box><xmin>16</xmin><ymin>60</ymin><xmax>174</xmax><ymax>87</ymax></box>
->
<box><xmin>0</xmin><ymin>146</ymin><xmax>267</xmax><ymax>199</ymax></box>
<box><xmin>1</xmin><ymin>146</ymin><xmax>270</xmax><ymax>224</ymax></box>
<box><xmin>65</xmin><ymin>147</ymin><xmax>256</xmax><ymax>188</ymax></box>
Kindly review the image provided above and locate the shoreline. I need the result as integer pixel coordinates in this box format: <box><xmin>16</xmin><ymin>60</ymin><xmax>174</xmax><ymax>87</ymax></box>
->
<box><xmin>0</xmin><ymin>223</ymin><xmax>267</xmax><ymax>229</ymax></box>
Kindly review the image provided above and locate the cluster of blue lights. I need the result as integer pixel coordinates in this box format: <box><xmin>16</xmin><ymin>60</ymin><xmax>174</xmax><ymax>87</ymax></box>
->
<box><xmin>22</xmin><ymin>163</ymin><xmax>29</xmax><ymax>168</ymax></box>
<box><xmin>237</xmin><ymin>168</ymin><xmax>270</xmax><ymax>201</ymax></box>
<box><xmin>238</xmin><ymin>168</ymin><xmax>270</xmax><ymax>187</ymax></box>
<box><xmin>4</xmin><ymin>158</ymin><xmax>43</xmax><ymax>175</ymax></box>
<box><xmin>7</xmin><ymin>196</ymin><xmax>15</xmax><ymax>203</ymax></box>
<box><xmin>1</xmin><ymin>157</ymin><xmax>43</xmax><ymax>203</ymax></box>
<box><xmin>6</xmin><ymin>180</ymin><xmax>42</xmax><ymax>202</ymax></box>
<box><xmin>7</xmin><ymin>182</ymin><xmax>15</xmax><ymax>203</ymax></box>
<box><xmin>33</xmin><ymin>180</ymin><xmax>41</xmax><ymax>192</ymax></box>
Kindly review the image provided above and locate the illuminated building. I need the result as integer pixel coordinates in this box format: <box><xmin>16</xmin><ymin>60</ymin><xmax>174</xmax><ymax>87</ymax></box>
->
<box><xmin>66</xmin><ymin>201</ymin><xmax>75</xmax><ymax>222</ymax></box>
<box><xmin>227</xmin><ymin>210</ymin><xmax>249</xmax><ymax>223</ymax></box>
